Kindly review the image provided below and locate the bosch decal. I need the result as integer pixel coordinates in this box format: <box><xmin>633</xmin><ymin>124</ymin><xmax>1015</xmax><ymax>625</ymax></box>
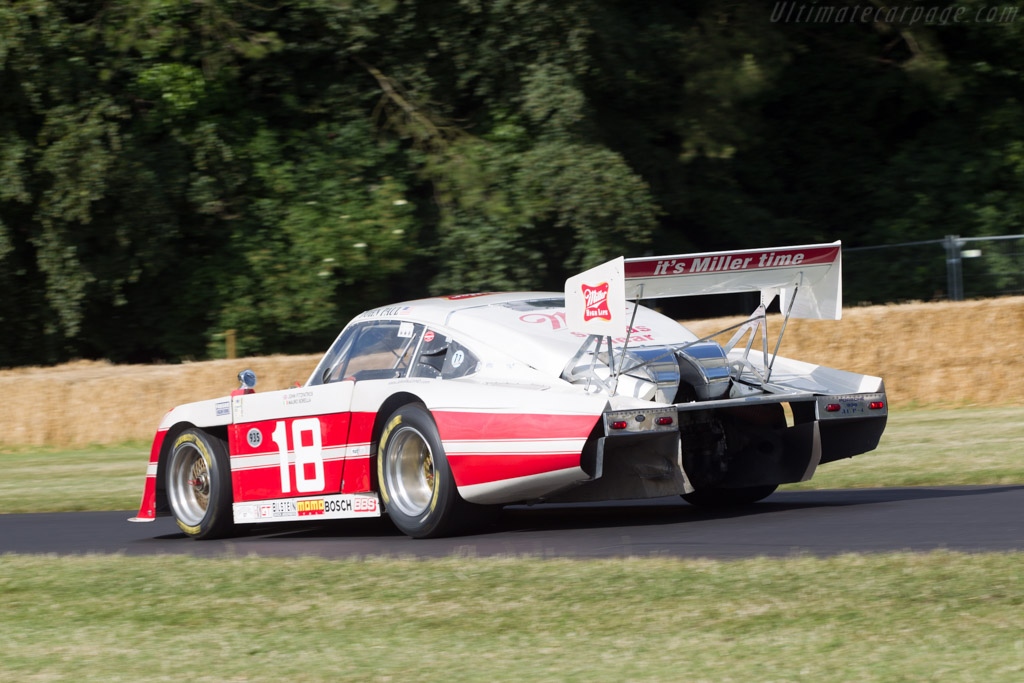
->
<box><xmin>324</xmin><ymin>498</ymin><xmax>352</xmax><ymax>513</ymax></box>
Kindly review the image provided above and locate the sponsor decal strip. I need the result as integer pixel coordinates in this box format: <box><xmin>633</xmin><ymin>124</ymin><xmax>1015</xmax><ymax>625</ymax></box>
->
<box><xmin>233</xmin><ymin>492</ymin><xmax>381</xmax><ymax>525</ymax></box>
<box><xmin>625</xmin><ymin>245</ymin><xmax>840</xmax><ymax>278</ymax></box>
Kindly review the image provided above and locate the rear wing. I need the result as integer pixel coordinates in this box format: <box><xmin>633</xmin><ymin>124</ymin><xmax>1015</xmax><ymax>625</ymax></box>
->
<box><xmin>565</xmin><ymin>241</ymin><xmax>842</xmax><ymax>335</ymax></box>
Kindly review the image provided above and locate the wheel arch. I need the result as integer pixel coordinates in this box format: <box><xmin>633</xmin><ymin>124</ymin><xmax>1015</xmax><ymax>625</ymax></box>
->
<box><xmin>368</xmin><ymin>392</ymin><xmax>427</xmax><ymax>478</ymax></box>
<box><xmin>154</xmin><ymin>422</ymin><xmax>229</xmax><ymax>516</ymax></box>
<box><xmin>373</xmin><ymin>398</ymin><xmax>477</xmax><ymax>538</ymax></box>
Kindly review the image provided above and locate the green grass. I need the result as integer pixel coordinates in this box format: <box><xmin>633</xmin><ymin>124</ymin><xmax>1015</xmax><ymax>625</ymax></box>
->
<box><xmin>2</xmin><ymin>411</ymin><xmax>1022</xmax><ymax>680</ymax></box>
<box><xmin>784</xmin><ymin>405</ymin><xmax>1024</xmax><ymax>491</ymax></box>
<box><xmin>0</xmin><ymin>442</ymin><xmax>149</xmax><ymax>514</ymax></box>
<box><xmin>1</xmin><ymin>406</ymin><xmax>1022</xmax><ymax>514</ymax></box>
<box><xmin>0</xmin><ymin>552</ymin><xmax>1021</xmax><ymax>681</ymax></box>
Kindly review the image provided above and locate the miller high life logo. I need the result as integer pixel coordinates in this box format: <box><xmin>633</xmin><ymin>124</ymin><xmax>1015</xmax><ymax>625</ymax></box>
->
<box><xmin>581</xmin><ymin>282</ymin><xmax>611</xmax><ymax>322</ymax></box>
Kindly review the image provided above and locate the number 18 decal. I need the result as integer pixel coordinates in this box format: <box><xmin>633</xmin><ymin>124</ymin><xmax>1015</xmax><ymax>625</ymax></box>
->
<box><xmin>271</xmin><ymin>417</ymin><xmax>325</xmax><ymax>493</ymax></box>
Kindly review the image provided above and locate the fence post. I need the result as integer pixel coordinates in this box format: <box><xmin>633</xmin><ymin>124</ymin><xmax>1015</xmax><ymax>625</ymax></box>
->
<box><xmin>943</xmin><ymin>234</ymin><xmax>963</xmax><ymax>301</ymax></box>
<box><xmin>225</xmin><ymin>329</ymin><xmax>237</xmax><ymax>359</ymax></box>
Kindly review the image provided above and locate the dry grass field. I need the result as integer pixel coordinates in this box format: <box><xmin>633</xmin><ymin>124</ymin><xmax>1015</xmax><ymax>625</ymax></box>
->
<box><xmin>0</xmin><ymin>354</ymin><xmax>320</xmax><ymax>448</ymax></box>
<box><xmin>1</xmin><ymin>297</ymin><xmax>1022</xmax><ymax>448</ymax></box>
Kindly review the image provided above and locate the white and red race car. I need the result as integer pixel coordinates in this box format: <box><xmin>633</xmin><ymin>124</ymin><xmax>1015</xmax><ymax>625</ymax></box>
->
<box><xmin>131</xmin><ymin>241</ymin><xmax>887</xmax><ymax>538</ymax></box>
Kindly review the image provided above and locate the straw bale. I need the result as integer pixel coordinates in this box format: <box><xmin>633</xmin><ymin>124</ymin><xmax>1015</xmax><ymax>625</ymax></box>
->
<box><xmin>2</xmin><ymin>297</ymin><xmax>1022</xmax><ymax>447</ymax></box>
<box><xmin>0</xmin><ymin>355</ymin><xmax>319</xmax><ymax>448</ymax></box>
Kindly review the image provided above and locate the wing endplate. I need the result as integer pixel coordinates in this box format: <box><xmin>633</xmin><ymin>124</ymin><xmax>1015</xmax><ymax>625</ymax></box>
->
<box><xmin>564</xmin><ymin>256</ymin><xmax>628</xmax><ymax>336</ymax></box>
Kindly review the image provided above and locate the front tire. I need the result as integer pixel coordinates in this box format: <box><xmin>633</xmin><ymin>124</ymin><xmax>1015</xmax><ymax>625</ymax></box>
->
<box><xmin>682</xmin><ymin>484</ymin><xmax>778</xmax><ymax>508</ymax></box>
<box><xmin>166</xmin><ymin>429</ymin><xmax>234</xmax><ymax>539</ymax></box>
<box><xmin>377</xmin><ymin>404</ymin><xmax>469</xmax><ymax>538</ymax></box>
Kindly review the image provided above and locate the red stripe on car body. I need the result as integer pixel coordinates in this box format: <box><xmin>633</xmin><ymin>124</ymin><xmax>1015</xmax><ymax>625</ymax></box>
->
<box><xmin>447</xmin><ymin>452</ymin><xmax>583</xmax><ymax>486</ymax></box>
<box><xmin>433</xmin><ymin>411</ymin><xmax>599</xmax><ymax>442</ymax></box>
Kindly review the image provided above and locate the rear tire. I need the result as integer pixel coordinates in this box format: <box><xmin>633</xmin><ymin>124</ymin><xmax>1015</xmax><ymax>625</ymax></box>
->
<box><xmin>682</xmin><ymin>484</ymin><xmax>778</xmax><ymax>508</ymax></box>
<box><xmin>377</xmin><ymin>404</ymin><xmax>472</xmax><ymax>538</ymax></box>
<box><xmin>166</xmin><ymin>429</ymin><xmax>234</xmax><ymax>539</ymax></box>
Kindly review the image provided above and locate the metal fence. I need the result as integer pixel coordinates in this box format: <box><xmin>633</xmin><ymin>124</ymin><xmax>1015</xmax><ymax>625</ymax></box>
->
<box><xmin>844</xmin><ymin>234</ymin><xmax>1024</xmax><ymax>304</ymax></box>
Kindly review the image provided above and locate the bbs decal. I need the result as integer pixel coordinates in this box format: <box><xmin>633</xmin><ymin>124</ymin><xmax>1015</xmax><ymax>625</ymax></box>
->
<box><xmin>354</xmin><ymin>497</ymin><xmax>378</xmax><ymax>513</ymax></box>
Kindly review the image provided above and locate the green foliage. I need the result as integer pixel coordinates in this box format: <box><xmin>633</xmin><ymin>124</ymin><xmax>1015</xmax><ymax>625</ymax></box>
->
<box><xmin>216</xmin><ymin>121</ymin><xmax>416</xmax><ymax>355</ymax></box>
<box><xmin>427</xmin><ymin>135</ymin><xmax>656</xmax><ymax>293</ymax></box>
<box><xmin>2</xmin><ymin>0</ymin><xmax>1024</xmax><ymax>365</ymax></box>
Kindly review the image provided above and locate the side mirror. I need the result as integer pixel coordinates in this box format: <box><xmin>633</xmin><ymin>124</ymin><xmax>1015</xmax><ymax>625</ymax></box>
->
<box><xmin>237</xmin><ymin>369</ymin><xmax>257</xmax><ymax>391</ymax></box>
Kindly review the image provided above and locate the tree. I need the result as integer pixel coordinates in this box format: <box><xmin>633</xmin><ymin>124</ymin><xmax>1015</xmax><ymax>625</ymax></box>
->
<box><xmin>3</xmin><ymin>0</ymin><xmax>1024</xmax><ymax>366</ymax></box>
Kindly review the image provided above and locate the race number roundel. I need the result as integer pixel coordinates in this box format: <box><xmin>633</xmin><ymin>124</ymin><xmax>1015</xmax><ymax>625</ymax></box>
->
<box><xmin>247</xmin><ymin>428</ymin><xmax>262</xmax><ymax>448</ymax></box>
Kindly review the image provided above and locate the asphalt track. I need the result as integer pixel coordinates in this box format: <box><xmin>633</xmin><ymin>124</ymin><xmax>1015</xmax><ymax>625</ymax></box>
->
<box><xmin>2</xmin><ymin>485</ymin><xmax>1022</xmax><ymax>559</ymax></box>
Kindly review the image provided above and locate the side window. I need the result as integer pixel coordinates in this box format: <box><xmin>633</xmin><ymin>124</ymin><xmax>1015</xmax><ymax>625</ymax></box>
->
<box><xmin>311</xmin><ymin>326</ymin><xmax>358</xmax><ymax>386</ymax></box>
<box><xmin>442</xmin><ymin>341</ymin><xmax>479</xmax><ymax>379</ymax></box>
<box><xmin>410</xmin><ymin>330</ymin><xmax>480</xmax><ymax>379</ymax></box>
<box><xmin>321</xmin><ymin>321</ymin><xmax>423</xmax><ymax>383</ymax></box>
